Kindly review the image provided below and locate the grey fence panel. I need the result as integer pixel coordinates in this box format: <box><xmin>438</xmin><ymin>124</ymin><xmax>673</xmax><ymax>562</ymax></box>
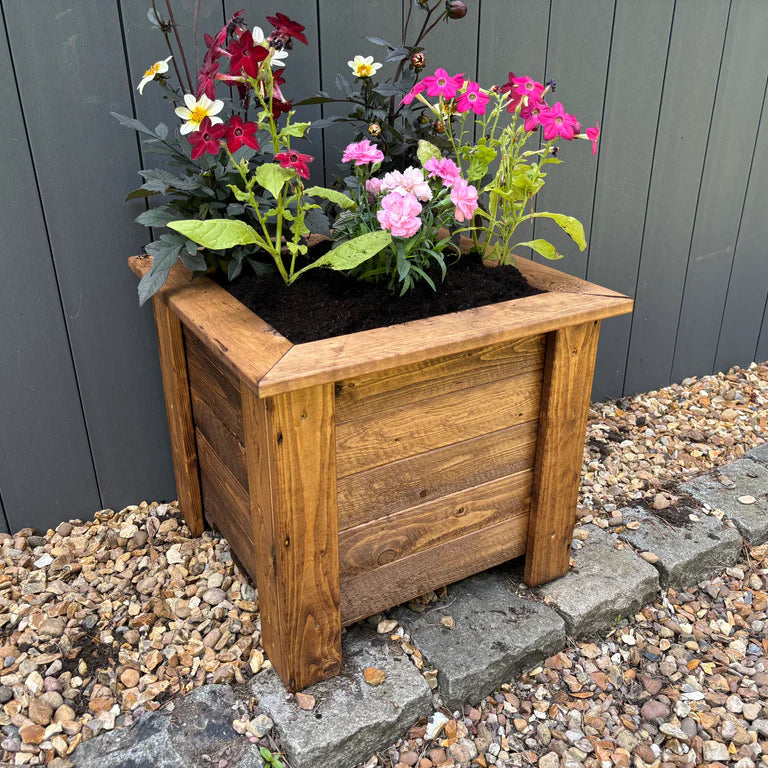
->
<box><xmin>671</xmin><ymin>0</ymin><xmax>768</xmax><ymax>383</ymax></box>
<box><xmin>0</xmin><ymin>10</ymin><xmax>101</xmax><ymax>532</ymax></box>
<box><xmin>413</xmin><ymin>0</ymin><xmax>479</xmax><ymax>80</ymax></box>
<box><xmin>623</xmin><ymin>0</ymin><xmax>730</xmax><ymax>395</ymax></box>
<box><xmin>757</xmin><ymin>301</ymin><xmax>768</xmax><ymax>365</ymax></box>
<box><xmin>532</xmin><ymin>0</ymin><xmax>614</xmax><ymax>279</ymax></box>
<box><xmin>715</xmin><ymin>79</ymin><xmax>768</xmax><ymax>374</ymax></box>
<box><xmin>2</xmin><ymin>1</ymin><xmax>175</xmax><ymax>513</ymax></box>
<box><xmin>586</xmin><ymin>0</ymin><xmax>673</xmax><ymax>401</ymax></box>
<box><xmin>0</xmin><ymin>493</ymin><xmax>8</xmax><ymax>535</ymax></box>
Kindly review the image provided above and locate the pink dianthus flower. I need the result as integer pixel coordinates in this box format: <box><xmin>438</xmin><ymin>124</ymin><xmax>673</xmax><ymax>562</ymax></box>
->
<box><xmin>450</xmin><ymin>178</ymin><xmax>478</xmax><ymax>223</ymax></box>
<box><xmin>424</xmin><ymin>156</ymin><xmax>461</xmax><ymax>188</ymax></box>
<box><xmin>366</xmin><ymin>177</ymin><xmax>383</xmax><ymax>196</ymax></box>
<box><xmin>342</xmin><ymin>139</ymin><xmax>385</xmax><ymax>165</ymax></box>
<box><xmin>381</xmin><ymin>167</ymin><xmax>432</xmax><ymax>202</ymax></box>
<box><xmin>377</xmin><ymin>191</ymin><xmax>423</xmax><ymax>238</ymax></box>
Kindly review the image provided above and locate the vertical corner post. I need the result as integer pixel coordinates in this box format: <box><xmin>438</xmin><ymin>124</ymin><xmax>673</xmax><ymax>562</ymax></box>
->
<box><xmin>524</xmin><ymin>320</ymin><xmax>600</xmax><ymax>587</ymax></box>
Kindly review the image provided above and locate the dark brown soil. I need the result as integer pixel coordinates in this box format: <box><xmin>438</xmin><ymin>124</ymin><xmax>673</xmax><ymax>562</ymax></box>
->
<box><xmin>218</xmin><ymin>248</ymin><xmax>542</xmax><ymax>343</ymax></box>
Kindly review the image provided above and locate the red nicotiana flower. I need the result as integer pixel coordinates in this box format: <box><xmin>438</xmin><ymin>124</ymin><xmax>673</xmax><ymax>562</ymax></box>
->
<box><xmin>196</xmin><ymin>61</ymin><xmax>220</xmax><ymax>99</ymax></box>
<box><xmin>187</xmin><ymin>117</ymin><xmax>227</xmax><ymax>160</ymax></box>
<box><xmin>275</xmin><ymin>149</ymin><xmax>313</xmax><ymax>179</ymax></box>
<box><xmin>271</xmin><ymin>97</ymin><xmax>293</xmax><ymax>120</ymax></box>
<box><xmin>226</xmin><ymin>116</ymin><xmax>260</xmax><ymax>152</ymax></box>
<box><xmin>227</xmin><ymin>30</ymin><xmax>268</xmax><ymax>78</ymax></box>
<box><xmin>266</xmin><ymin>12</ymin><xmax>308</xmax><ymax>48</ymax></box>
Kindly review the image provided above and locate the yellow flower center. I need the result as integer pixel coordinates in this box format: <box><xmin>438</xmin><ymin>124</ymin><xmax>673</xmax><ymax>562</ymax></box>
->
<box><xmin>190</xmin><ymin>106</ymin><xmax>208</xmax><ymax>125</ymax></box>
<box><xmin>144</xmin><ymin>62</ymin><xmax>161</xmax><ymax>78</ymax></box>
<box><xmin>356</xmin><ymin>63</ymin><xmax>373</xmax><ymax>77</ymax></box>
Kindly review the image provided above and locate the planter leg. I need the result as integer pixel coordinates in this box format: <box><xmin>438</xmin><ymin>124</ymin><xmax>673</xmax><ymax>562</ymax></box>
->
<box><xmin>241</xmin><ymin>383</ymin><xmax>342</xmax><ymax>691</ymax></box>
<box><xmin>152</xmin><ymin>298</ymin><xmax>204</xmax><ymax>537</ymax></box>
<box><xmin>524</xmin><ymin>320</ymin><xmax>600</xmax><ymax>587</ymax></box>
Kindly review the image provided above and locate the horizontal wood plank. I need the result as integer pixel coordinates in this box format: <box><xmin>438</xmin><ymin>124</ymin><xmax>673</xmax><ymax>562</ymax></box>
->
<box><xmin>336</xmin><ymin>369</ymin><xmax>542</xmax><ymax>477</ymax></box>
<box><xmin>337</xmin><ymin>420</ymin><xmax>538</xmax><ymax>529</ymax></box>
<box><xmin>340</xmin><ymin>513</ymin><xmax>528</xmax><ymax>625</ymax></box>
<box><xmin>196</xmin><ymin>429</ymin><xmax>257</xmax><ymax>579</ymax></box>
<box><xmin>335</xmin><ymin>334</ymin><xmax>546</xmax><ymax>423</ymax></box>
<box><xmin>339</xmin><ymin>470</ymin><xmax>532</xmax><ymax>580</ymax></box>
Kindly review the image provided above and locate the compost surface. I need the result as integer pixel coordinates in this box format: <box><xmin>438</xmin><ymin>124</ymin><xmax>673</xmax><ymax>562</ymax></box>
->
<box><xmin>217</xmin><ymin>249</ymin><xmax>541</xmax><ymax>343</ymax></box>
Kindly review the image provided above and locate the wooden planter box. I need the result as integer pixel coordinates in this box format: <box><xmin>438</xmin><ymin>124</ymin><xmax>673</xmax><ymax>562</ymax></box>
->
<box><xmin>129</xmin><ymin>254</ymin><xmax>632</xmax><ymax>691</ymax></box>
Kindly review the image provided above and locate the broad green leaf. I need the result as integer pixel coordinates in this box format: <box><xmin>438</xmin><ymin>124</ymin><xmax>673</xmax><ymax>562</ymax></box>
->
<box><xmin>304</xmin><ymin>186</ymin><xmax>356</xmax><ymax>210</ymax></box>
<box><xmin>126</xmin><ymin>188</ymin><xmax>157</xmax><ymax>201</ymax></box>
<box><xmin>417</xmin><ymin>140</ymin><xmax>442</xmax><ymax>167</ymax></box>
<box><xmin>139</xmin><ymin>234</ymin><xmax>187</xmax><ymax>305</ymax></box>
<box><xmin>531</xmin><ymin>212</ymin><xmax>587</xmax><ymax>251</ymax></box>
<box><xmin>304</xmin><ymin>207</ymin><xmax>332</xmax><ymax>238</ymax></box>
<box><xmin>135</xmin><ymin>207</ymin><xmax>175</xmax><ymax>228</ymax></box>
<box><xmin>366</xmin><ymin>36</ymin><xmax>394</xmax><ymax>48</ymax></box>
<box><xmin>467</xmin><ymin>143</ymin><xmax>497</xmax><ymax>182</ymax></box>
<box><xmin>155</xmin><ymin>122</ymin><xmax>169</xmax><ymax>140</ymax></box>
<box><xmin>255</xmin><ymin>163</ymin><xmax>293</xmax><ymax>199</ymax></box>
<box><xmin>279</xmin><ymin>122</ymin><xmax>311</xmax><ymax>138</ymax></box>
<box><xmin>168</xmin><ymin>219</ymin><xmax>261</xmax><ymax>250</ymax></box>
<box><xmin>111</xmin><ymin>112</ymin><xmax>156</xmax><ymax>138</ymax></box>
<box><xmin>295</xmin><ymin>231</ymin><xmax>392</xmax><ymax>278</ymax></box>
<box><xmin>139</xmin><ymin>168</ymin><xmax>199</xmax><ymax>193</ymax></box>
<box><xmin>515</xmin><ymin>238</ymin><xmax>563</xmax><ymax>260</ymax></box>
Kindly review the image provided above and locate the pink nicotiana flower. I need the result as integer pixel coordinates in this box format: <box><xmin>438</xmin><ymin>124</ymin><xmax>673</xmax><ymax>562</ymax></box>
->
<box><xmin>501</xmin><ymin>73</ymin><xmax>546</xmax><ymax>113</ymax></box>
<box><xmin>521</xmin><ymin>101</ymin><xmax>545</xmax><ymax>132</ymax></box>
<box><xmin>366</xmin><ymin>177</ymin><xmax>383</xmax><ymax>196</ymax></box>
<box><xmin>539</xmin><ymin>102</ymin><xmax>581</xmax><ymax>141</ymax></box>
<box><xmin>401</xmin><ymin>80</ymin><xmax>427</xmax><ymax>105</ymax></box>
<box><xmin>424</xmin><ymin>156</ymin><xmax>461</xmax><ymax>188</ymax></box>
<box><xmin>450</xmin><ymin>178</ymin><xmax>478</xmax><ymax>223</ymax></box>
<box><xmin>381</xmin><ymin>167</ymin><xmax>432</xmax><ymax>202</ymax></box>
<box><xmin>456</xmin><ymin>81</ymin><xmax>489</xmax><ymax>115</ymax></box>
<box><xmin>377</xmin><ymin>191</ymin><xmax>423</xmax><ymax>238</ymax></box>
<box><xmin>586</xmin><ymin>122</ymin><xmax>600</xmax><ymax>155</ymax></box>
<box><xmin>342</xmin><ymin>139</ymin><xmax>384</xmax><ymax>166</ymax></box>
<box><xmin>422</xmin><ymin>68</ymin><xmax>466</xmax><ymax>99</ymax></box>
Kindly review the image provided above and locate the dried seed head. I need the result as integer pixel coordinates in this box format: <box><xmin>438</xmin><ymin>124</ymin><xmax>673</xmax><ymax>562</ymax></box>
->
<box><xmin>410</xmin><ymin>51</ymin><xmax>426</xmax><ymax>70</ymax></box>
<box><xmin>446</xmin><ymin>1</ymin><xmax>468</xmax><ymax>20</ymax></box>
<box><xmin>368</xmin><ymin>123</ymin><xmax>382</xmax><ymax>136</ymax></box>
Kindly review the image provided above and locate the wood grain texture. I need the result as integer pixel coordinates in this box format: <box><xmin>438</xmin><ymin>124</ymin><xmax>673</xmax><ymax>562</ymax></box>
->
<box><xmin>524</xmin><ymin>321</ymin><xmax>600</xmax><ymax>586</ymax></box>
<box><xmin>152</xmin><ymin>297</ymin><xmax>204</xmax><ymax>536</ymax></box>
<box><xmin>196</xmin><ymin>429</ymin><xmax>256</xmax><ymax>578</ymax></box>
<box><xmin>129</xmin><ymin>257</ymin><xmax>292</xmax><ymax>394</ymax></box>
<box><xmin>241</xmin><ymin>383</ymin><xmax>342</xmax><ymax>690</ymax></box>
<box><xmin>339</xmin><ymin>470</ymin><xmax>532</xmax><ymax>580</ymax></box>
<box><xmin>336</xmin><ymin>369</ymin><xmax>543</xmax><ymax>477</ymax></box>
<box><xmin>337</xmin><ymin>419</ymin><xmax>538</xmax><ymax>530</ymax></box>
<box><xmin>336</xmin><ymin>334</ymin><xmax>546</xmax><ymax>423</ymax></box>
<box><xmin>340</xmin><ymin>513</ymin><xmax>529</xmax><ymax>626</ymax></box>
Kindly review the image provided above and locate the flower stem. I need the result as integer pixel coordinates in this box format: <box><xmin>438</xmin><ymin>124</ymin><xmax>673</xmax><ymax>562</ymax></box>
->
<box><xmin>165</xmin><ymin>0</ymin><xmax>193</xmax><ymax>93</ymax></box>
<box><xmin>151</xmin><ymin>0</ymin><xmax>185</xmax><ymax>89</ymax></box>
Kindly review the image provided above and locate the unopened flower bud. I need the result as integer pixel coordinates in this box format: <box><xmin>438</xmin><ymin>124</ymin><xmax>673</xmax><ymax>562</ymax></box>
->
<box><xmin>446</xmin><ymin>1</ymin><xmax>468</xmax><ymax>20</ymax></box>
<box><xmin>368</xmin><ymin>123</ymin><xmax>381</xmax><ymax>137</ymax></box>
<box><xmin>410</xmin><ymin>52</ymin><xmax>426</xmax><ymax>70</ymax></box>
<box><xmin>434</xmin><ymin>120</ymin><xmax>446</xmax><ymax>134</ymax></box>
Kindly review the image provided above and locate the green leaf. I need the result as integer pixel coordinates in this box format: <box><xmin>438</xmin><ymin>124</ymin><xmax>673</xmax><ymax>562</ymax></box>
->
<box><xmin>417</xmin><ymin>140</ymin><xmax>442</xmax><ymax>167</ymax></box>
<box><xmin>295</xmin><ymin>231</ymin><xmax>392</xmax><ymax>278</ymax></box>
<box><xmin>111</xmin><ymin>112</ymin><xmax>157</xmax><ymax>138</ymax></box>
<box><xmin>139</xmin><ymin>169</ymin><xmax>199</xmax><ymax>193</ymax></box>
<box><xmin>279</xmin><ymin>121</ymin><xmax>311</xmax><ymax>139</ymax></box>
<box><xmin>304</xmin><ymin>186</ymin><xmax>357</xmax><ymax>210</ymax></box>
<box><xmin>514</xmin><ymin>239</ymin><xmax>563</xmax><ymax>260</ymax></box>
<box><xmin>155</xmin><ymin>122</ymin><xmax>169</xmax><ymax>140</ymax></box>
<box><xmin>531</xmin><ymin>212</ymin><xmax>587</xmax><ymax>251</ymax></box>
<box><xmin>255</xmin><ymin>163</ymin><xmax>293</xmax><ymax>199</ymax></box>
<box><xmin>168</xmin><ymin>219</ymin><xmax>261</xmax><ymax>250</ymax></box>
<box><xmin>139</xmin><ymin>234</ymin><xmax>187</xmax><ymax>305</ymax></box>
<box><xmin>126</xmin><ymin>188</ymin><xmax>158</xmax><ymax>201</ymax></box>
<box><xmin>467</xmin><ymin>143</ymin><xmax>497</xmax><ymax>182</ymax></box>
<box><xmin>366</xmin><ymin>36</ymin><xmax>394</xmax><ymax>48</ymax></box>
<box><xmin>135</xmin><ymin>207</ymin><xmax>175</xmax><ymax>227</ymax></box>
<box><xmin>304</xmin><ymin>207</ymin><xmax>332</xmax><ymax>238</ymax></box>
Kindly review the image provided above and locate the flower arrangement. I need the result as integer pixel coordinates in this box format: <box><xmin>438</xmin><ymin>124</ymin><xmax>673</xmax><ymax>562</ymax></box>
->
<box><xmin>118</xmin><ymin>1</ymin><xmax>599</xmax><ymax>304</ymax></box>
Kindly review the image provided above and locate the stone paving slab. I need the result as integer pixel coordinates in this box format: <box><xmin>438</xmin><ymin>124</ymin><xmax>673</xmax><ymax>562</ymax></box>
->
<box><xmin>72</xmin><ymin>684</ymin><xmax>263</xmax><ymax>768</ymax></box>
<box><xmin>618</xmin><ymin>506</ymin><xmax>743</xmax><ymax>588</ymax></box>
<box><xmin>538</xmin><ymin>527</ymin><xmax>660</xmax><ymax>637</ymax></box>
<box><xmin>248</xmin><ymin>626</ymin><xmax>432</xmax><ymax>768</ymax></box>
<box><xmin>394</xmin><ymin>570</ymin><xmax>565</xmax><ymax>709</ymax></box>
<box><xmin>745</xmin><ymin>441</ymin><xmax>768</xmax><ymax>465</ymax></box>
<box><xmin>680</xmin><ymin>458</ymin><xmax>768</xmax><ymax>543</ymax></box>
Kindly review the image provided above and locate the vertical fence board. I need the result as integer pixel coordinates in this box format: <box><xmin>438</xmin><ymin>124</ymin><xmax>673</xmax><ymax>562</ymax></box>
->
<box><xmin>531</xmin><ymin>0</ymin><xmax>614</xmax><ymax>278</ymax></box>
<box><xmin>586</xmin><ymin>1</ymin><xmax>674</xmax><ymax>399</ymax></box>
<box><xmin>2</xmin><ymin>1</ymin><xmax>175</xmax><ymax>510</ymax></box>
<box><xmin>413</xmin><ymin>0</ymin><xmax>478</xmax><ymax>79</ymax></box>
<box><xmin>623</xmin><ymin>0</ymin><xmax>729</xmax><ymax>395</ymax></box>
<box><xmin>757</xmin><ymin>301</ymin><xmax>768</xmax><ymax>365</ymax></box>
<box><xmin>715</xmin><ymin>77</ymin><xmax>768</xmax><ymax>373</ymax></box>
<box><xmin>0</xmin><ymin>10</ymin><xmax>101</xmax><ymax>531</ymax></box>
<box><xmin>671</xmin><ymin>1</ymin><xmax>768</xmax><ymax>382</ymax></box>
<box><xmin>0</xmin><ymin>493</ymin><xmax>8</xmax><ymax>534</ymax></box>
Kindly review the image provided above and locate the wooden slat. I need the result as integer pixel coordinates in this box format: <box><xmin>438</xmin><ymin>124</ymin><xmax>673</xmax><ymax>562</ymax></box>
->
<box><xmin>241</xmin><ymin>384</ymin><xmax>342</xmax><ymax>690</ymax></box>
<box><xmin>185</xmin><ymin>328</ymin><xmax>245</xmax><ymax>440</ymax></box>
<box><xmin>338</xmin><ymin>420</ymin><xmax>538</xmax><ymax>530</ymax></box>
<box><xmin>339</xmin><ymin>470</ymin><xmax>532</xmax><ymax>580</ymax></box>
<box><xmin>336</xmin><ymin>335</ymin><xmax>545</xmax><ymax>423</ymax></box>
<box><xmin>152</xmin><ymin>298</ymin><xmax>204</xmax><ymax>536</ymax></box>
<box><xmin>196</xmin><ymin>430</ymin><xmax>256</xmax><ymax>579</ymax></box>
<box><xmin>524</xmin><ymin>321</ymin><xmax>600</xmax><ymax>586</ymax></box>
<box><xmin>336</xmin><ymin>369</ymin><xmax>543</xmax><ymax>477</ymax></box>
<box><xmin>129</xmin><ymin>257</ymin><xmax>292</xmax><ymax>394</ymax></box>
<box><xmin>340</xmin><ymin>514</ymin><xmax>529</xmax><ymax>626</ymax></box>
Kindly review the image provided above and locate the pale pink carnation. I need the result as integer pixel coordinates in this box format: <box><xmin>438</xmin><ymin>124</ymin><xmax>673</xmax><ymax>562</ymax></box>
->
<box><xmin>380</xmin><ymin>167</ymin><xmax>432</xmax><ymax>202</ymax></box>
<box><xmin>366</xmin><ymin>177</ymin><xmax>383</xmax><ymax>195</ymax></box>
<box><xmin>377</xmin><ymin>191</ymin><xmax>422</xmax><ymax>238</ymax></box>
<box><xmin>450</xmin><ymin>178</ymin><xmax>478</xmax><ymax>223</ymax></box>
<box><xmin>342</xmin><ymin>139</ymin><xmax>384</xmax><ymax>165</ymax></box>
<box><xmin>424</xmin><ymin>156</ymin><xmax>461</xmax><ymax>188</ymax></box>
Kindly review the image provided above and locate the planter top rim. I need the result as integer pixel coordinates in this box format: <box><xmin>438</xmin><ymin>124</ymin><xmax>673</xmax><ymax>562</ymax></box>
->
<box><xmin>129</xmin><ymin>255</ymin><xmax>632</xmax><ymax>397</ymax></box>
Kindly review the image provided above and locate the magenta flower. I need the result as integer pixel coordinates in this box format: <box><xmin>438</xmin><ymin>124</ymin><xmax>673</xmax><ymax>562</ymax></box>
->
<box><xmin>342</xmin><ymin>139</ymin><xmax>384</xmax><ymax>166</ymax></box>
<box><xmin>422</xmin><ymin>68</ymin><xmax>466</xmax><ymax>99</ymax></box>
<box><xmin>366</xmin><ymin>177</ymin><xmax>383</xmax><ymax>196</ymax></box>
<box><xmin>586</xmin><ymin>122</ymin><xmax>600</xmax><ymax>155</ymax></box>
<box><xmin>456</xmin><ymin>81</ymin><xmax>489</xmax><ymax>115</ymax></box>
<box><xmin>377</xmin><ymin>191</ymin><xmax>423</xmax><ymax>238</ymax></box>
<box><xmin>539</xmin><ymin>102</ymin><xmax>581</xmax><ymax>141</ymax></box>
<box><xmin>520</xmin><ymin>101</ymin><xmax>545</xmax><ymax>132</ymax></box>
<box><xmin>424</xmin><ymin>156</ymin><xmax>461</xmax><ymax>188</ymax></box>
<box><xmin>511</xmin><ymin>76</ymin><xmax>545</xmax><ymax>101</ymax></box>
<box><xmin>450</xmin><ymin>178</ymin><xmax>478</xmax><ymax>223</ymax></box>
<box><xmin>381</xmin><ymin>167</ymin><xmax>432</xmax><ymax>202</ymax></box>
<box><xmin>401</xmin><ymin>80</ymin><xmax>427</xmax><ymax>106</ymax></box>
<box><xmin>275</xmin><ymin>150</ymin><xmax>313</xmax><ymax>179</ymax></box>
